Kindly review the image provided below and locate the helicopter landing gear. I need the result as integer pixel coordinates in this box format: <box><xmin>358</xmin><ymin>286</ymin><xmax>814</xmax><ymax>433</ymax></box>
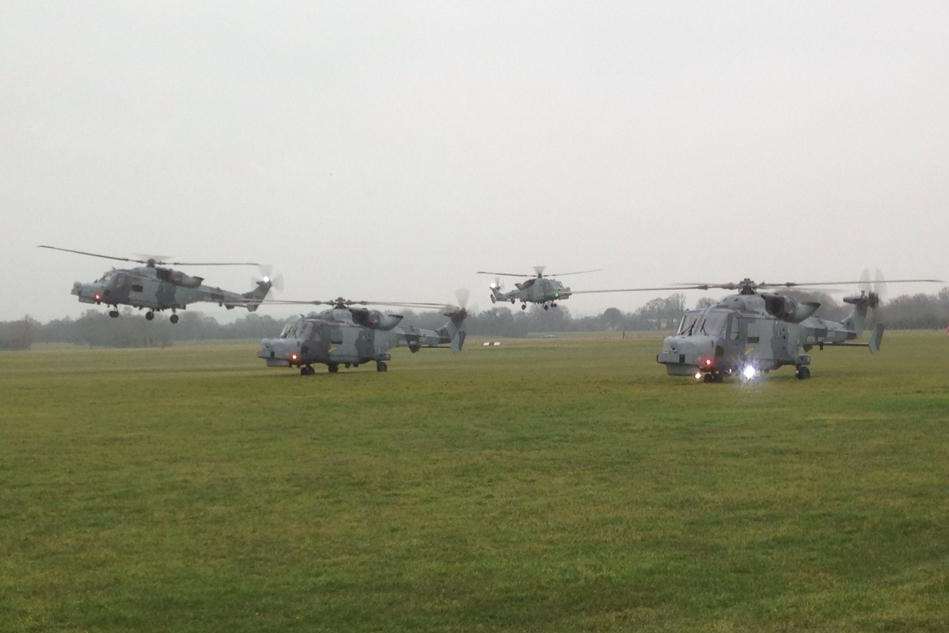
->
<box><xmin>108</xmin><ymin>310</ymin><xmax>119</xmax><ymax>318</ymax></box>
<box><xmin>551</xmin><ymin>302</ymin><xmax>557</xmax><ymax>308</ymax></box>
<box><xmin>300</xmin><ymin>365</ymin><xmax>315</xmax><ymax>376</ymax></box>
<box><xmin>795</xmin><ymin>366</ymin><xmax>811</xmax><ymax>380</ymax></box>
<box><xmin>543</xmin><ymin>304</ymin><xmax>549</xmax><ymax>311</ymax></box>
<box><xmin>376</xmin><ymin>361</ymin><xmax>388</xmax><ymax>372</ymax></box>
<box><xmin>328</xmin><ymin>363</ymin><xmax>339</xmax><ymax>373</ymax></box>
<box><xmin>170</xmin><ymin>314</ymin><xmax>179</xmax><ymax>324</ymax></box>
<box><xmin>145</xmin><ymin>311</ymin><xmax>154</xmax><ymax>321</ymax></box>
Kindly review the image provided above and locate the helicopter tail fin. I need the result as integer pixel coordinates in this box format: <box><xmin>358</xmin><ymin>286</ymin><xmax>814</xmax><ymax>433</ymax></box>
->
<box><xmin>241</xmin><ymin>280</ymin><xmax>272</xmax><ymax>312</ymax></box>
<box><xmin>488</xmin><ymin>279</ymin><xmax>505</xmax><ymax>304</ymax></box>
<box><xmin>842</xmin><ymin>291</ymin><xmax>880</xmax><ymax>334</ymax></box>
<box><xmin>869</xmin><ymin>323</ymin><xmax>885</xmax><ymax>353</ymax></box>
<box><xmin>437</xmin><ymin>307</ymin><xmax>468</xmax><ymax>352</ymax></box>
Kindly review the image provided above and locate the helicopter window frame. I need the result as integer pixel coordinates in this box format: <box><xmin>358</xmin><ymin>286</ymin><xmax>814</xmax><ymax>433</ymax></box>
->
<box><xmin>697</xmin><ymin>309</ymin><xmax>729</xmax><ymax>337</ymax></box>
<box><xmin>727</xmin><ymin>313</ymin><xmax>741</xmax><ymax>341</ymax></box>
<box><xmin>279</xmin><ymin>321</ymin><xmax>299</xmax><ymax>339</ymax></box>
<box><xmin>677</xmin><ymin>310</ymin><xmax>702</xmax><ymax>335</ymax></box>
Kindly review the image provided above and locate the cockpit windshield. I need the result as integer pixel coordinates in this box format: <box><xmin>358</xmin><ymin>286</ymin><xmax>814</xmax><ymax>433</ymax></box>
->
<box><xmin>677</xmin><ymin>310</ymin><xmax>701</xmax><ymax>335</ymax></box>
<box><xmin>696</xmin><ymin>309</ymin><xmax>728</xmax><ymax>336</ymax></box>
<box><xmin>279</xmin><ymin>319</ymin><xmax>300</xmax><ymax>338</ymax></box>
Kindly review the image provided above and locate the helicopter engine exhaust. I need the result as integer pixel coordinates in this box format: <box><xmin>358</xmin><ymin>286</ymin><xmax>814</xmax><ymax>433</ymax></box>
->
<box><xmin>761</xmin><ymin>294</ymin><xmax>820</xmax><ymax>323</ymax></box>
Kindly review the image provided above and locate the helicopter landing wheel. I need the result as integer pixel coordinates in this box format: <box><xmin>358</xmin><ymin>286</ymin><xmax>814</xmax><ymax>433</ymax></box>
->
<box><xmin>169</xmin><ymin>314</ymin><xmax>179</xmax><ymax>324</ymax></box>
<box><xmin>521</xmin><ymin>304</ymin><xmax>527</xmax><ymax>310</ymax></box>
<box><xmin>551</xmin><ymin>302</ymin><xmax>557</xmax><ymax>308</ymax></box>
<box><xmin>376</xmin><ymin>361</ymin><xmax>388</xmax><ymax>372</ymax></box>
<box><xmin>145</xmin><ymin>311</ymin><xmax>154</xmax><ymax>321</ymax></box>
<box><xmin>795</xmin><ymin>366</ymin><xmax>810</xmax><ymax>380</ymax></box>
<box><xmin>300</xmin><ymin>365</ymin><xmax>315</xmax><ymax>376</ymax></box>
<box><xmin>108</xmin><ymin>310</ymin><xmax>119</xmax><ymax>318</ymax></box>
<box><xmin>328</xmin><ymin>363</ymin><xmax>339</xmax><ymax>373</ymax></box>
<box><xmin>543</xmin><ymin>304</ymin><xmax>549</xmax><ymax>311</ymax></box>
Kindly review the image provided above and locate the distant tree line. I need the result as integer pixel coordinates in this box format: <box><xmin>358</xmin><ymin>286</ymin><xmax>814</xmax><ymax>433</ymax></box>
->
<box><xmin>2</xmin><ymin>288</ymin><xmax>948</xmax><ymax>350</ymax></box>
<box><xmin>1</xmin><ymin>309</ymin><xmax>285</xmax><ymax>350</ymax></box>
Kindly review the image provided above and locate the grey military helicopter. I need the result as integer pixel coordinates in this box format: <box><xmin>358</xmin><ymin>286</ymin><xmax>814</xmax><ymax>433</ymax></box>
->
<box><xmin>258</xmin><ymin>291</ymin><xmax>469</xmax><ymax>374</ymax></box>
<box><xmin>647</xmin><ymin>274</ymin><xmax>943</xmax><ymax>382</ymax></box>
<box><xmin>477</xmin><ymin>266</ymin><xmax>602</xmax><ymax>310</ymax></box>
<box><xmin>39</xmin><ymin>244</ymin><xmax>276</xmax><ymax>323</ymax></box>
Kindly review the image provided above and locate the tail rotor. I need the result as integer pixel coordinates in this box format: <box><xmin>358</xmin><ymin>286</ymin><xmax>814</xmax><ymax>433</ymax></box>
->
<box><xmin>253</xmin><ymin>265</ymin><xmax>284</xmax><ymax>297</ymax></box>
<box><xmin>443</xmin><ymin>288</ymin><xmax>469</xmax><ymax>351</ymax></box>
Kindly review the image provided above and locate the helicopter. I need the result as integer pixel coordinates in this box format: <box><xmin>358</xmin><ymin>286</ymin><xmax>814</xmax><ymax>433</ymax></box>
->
<box><xmin>39</xmin><ymin>244</ymin><xmax>276</xmax><ymax>323</ymax></box>
<box><xmin>258</xmin><ymin>292</ymin><xmax>469</xmax><ymax>375</ymax></box>
<box><xmin>648</xmin><ymin>274</ymin><xmax>943</xmax><ymax>382</ymax></box>
<box><xmin>476</xmin><ymin>266</ymin><xmax>602</xmax><ymax>310</ymax></box>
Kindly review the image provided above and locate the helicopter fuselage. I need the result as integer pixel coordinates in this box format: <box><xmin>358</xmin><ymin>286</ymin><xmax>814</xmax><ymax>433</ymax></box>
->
<box><xmin>657</xmin><ymin>292</ymin><xmax>881</xmax><ymax>380</ymax></box>
<box><xmin>490</xmin><ymin>276</ymin><xmax>571</xmax><ymax>306</ymax></box>
<box><xmin>258</xmin><ymin>308</ymin><xmax>466</xmax><ymax>374</ymax></box>
<box><xmin>72</xmin><ymin>266</ymin><xmax>270</xmax><ymax>317</ymax></box>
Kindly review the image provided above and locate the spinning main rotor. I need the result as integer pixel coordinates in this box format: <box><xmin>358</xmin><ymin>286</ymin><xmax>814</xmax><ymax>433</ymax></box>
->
<box><xmin>38</xmin><ymin>244</ymin><xmax>261</xmax><ymax>268</ymax></box>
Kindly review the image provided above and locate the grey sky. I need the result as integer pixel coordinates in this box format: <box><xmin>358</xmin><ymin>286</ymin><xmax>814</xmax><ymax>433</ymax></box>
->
<box><xmin>3</xmin><ymin>1</ymin><xmax>947</xmax><ymax>321</ymax></box>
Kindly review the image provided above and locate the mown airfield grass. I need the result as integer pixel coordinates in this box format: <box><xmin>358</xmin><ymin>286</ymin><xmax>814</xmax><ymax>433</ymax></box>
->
<box><xmin>0</xmin><ymin>331</ymin><xmax>946</xmax><ymax>632</ymax></box>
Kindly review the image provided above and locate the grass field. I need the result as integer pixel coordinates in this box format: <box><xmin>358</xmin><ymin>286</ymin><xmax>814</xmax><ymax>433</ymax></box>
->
<box><xmin>1</xmin><ymin>331</ymin><xmax>947</xmax><ymax>632</ymax></box>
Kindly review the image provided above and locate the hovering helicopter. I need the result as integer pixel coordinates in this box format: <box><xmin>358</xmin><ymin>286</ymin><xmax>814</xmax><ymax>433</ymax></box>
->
<box><xmin>258</xmin><ymin>291</ymin><xmax>469</xmax><ymax>374</ymax></box>
<box><xmin>39</xmin><ymin>244</ymin><xmax>276</xmax><ymax>323</ymax></box>
<box><xmin>648</xmin><ymin>274</ymin><xmax>943</xmax><ymax>382</ymax></box>
<box><xmin>476</xmin><ymin>266</ymin><xmax>602</xmax><ymax>310</ymax></box>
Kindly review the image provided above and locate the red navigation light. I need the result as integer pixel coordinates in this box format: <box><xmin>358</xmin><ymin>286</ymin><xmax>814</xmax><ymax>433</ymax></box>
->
<box><xmin>94</xmin><ymin>293</ymin><xmax>101</xmax><ymax>301</ymax></box>
<box><xmin>290</xmin><ymin>352</ymin><xmax>299</xmax><ymax>362</ymax></box>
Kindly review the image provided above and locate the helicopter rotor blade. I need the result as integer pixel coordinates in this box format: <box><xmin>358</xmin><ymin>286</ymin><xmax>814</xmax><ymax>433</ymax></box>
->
<box><xmin>571</xmin><ymin>284</ymin><xmax>718</xmax><ymax>295</ymax></box>
<box><xmin>757</xmin><ymin>278</ymin><xmax>942</xmax><ymax>289</ymax></box>
<box><xmin>38</xmin><ymin>244</ymin><xmax>148</xmax><ymax>264</ymax></box>
<box><xmin>476</xmin><ymin>271</ymin><xmax>531</xmax><ymax>277</ymax></box>
<box><xmin>163</xmin><ymin>260</ymin><xmax>261</xmax><ymax>267</ymax></box>
<box><xmin>544</xmin><ymin>268</ymin><xmax>604</xmax><ymax>277</ymax></box>
<box><xmin>38</xmin><ymin>244</ymin><xmax>261</xmax><ymax>267</ymax></box>
<box><xmin>261</xmin><ymin>298</ymin><xmax>453</xmax><ymax>310</ymax></box>
<box><xmin>873</xmin><ymin>269</ymin><xmax>888</xmax><ymax>305</ymax></box>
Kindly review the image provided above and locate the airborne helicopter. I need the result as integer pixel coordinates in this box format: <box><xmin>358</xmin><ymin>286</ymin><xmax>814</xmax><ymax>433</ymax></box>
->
<box><xmin>39</xmin><ymin>244</ymin><xmax>275</xmax><ymax>323</ymax></box>
<box><xmin>650</xmin><ymin>274</ymin><xmax>942</xmax><ymax>381</ymax></box>
<box><xmin>258</xmin><ymin>292</ymin><xmax>469</xmax><ymax>375</ymax></box>
<box><xmin>476</xmin><ymin>266</ymin><xmax>602</xmax><ymax>310</ymax></box>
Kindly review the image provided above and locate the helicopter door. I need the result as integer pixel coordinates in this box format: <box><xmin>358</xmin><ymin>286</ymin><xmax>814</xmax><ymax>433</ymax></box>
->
<box><xmin>722</xmin><ymin>313</ymin><xmax>742</xmax><ymax>359</ymax></box>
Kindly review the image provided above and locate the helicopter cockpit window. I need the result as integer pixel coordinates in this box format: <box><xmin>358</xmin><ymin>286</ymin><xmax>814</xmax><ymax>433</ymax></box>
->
<box><xmin>677</xmin><ymin>311</ymin><xmax>701</xmax><ymax>335</ymax></box>
<box><xmin>697</xmin><ymin>310</ymin><xmax>728</xmax><ymax>336</ymax></box>
<box><xmin>280</xmin><ymin>321</ymin><xmax>299</xmax><ymax>338</ymax></box>
<box><xmin>727</xmin><ymin>314</ymin><xmax>741</xmax><ymax>340</ymax></box>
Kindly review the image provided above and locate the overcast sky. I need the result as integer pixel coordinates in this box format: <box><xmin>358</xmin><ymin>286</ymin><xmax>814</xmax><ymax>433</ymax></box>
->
<box><xmin>2</xmin><ymin>1</ymin><xmax>947</xmax><ymax>321</ymax></box>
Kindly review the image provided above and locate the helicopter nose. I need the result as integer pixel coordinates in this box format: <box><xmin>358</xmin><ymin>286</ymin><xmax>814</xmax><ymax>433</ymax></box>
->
<box><xmin>657</xmin><ymin>335</ymin><xmax>717</xmax><ymax>375</ymax></box>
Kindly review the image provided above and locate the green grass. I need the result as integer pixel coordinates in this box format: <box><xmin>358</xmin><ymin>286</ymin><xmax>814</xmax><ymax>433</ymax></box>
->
<box><xmin>1</xmin><ymin>331</ymin><xmax>947</xmax><ymax>632</ymax></box>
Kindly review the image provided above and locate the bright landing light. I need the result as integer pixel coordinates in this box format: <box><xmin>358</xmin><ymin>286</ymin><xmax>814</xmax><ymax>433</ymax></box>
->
<box><xmin>742</xmin><ymin>364</ymin><xmax>757</xmax><ymax>380</ymax></box>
